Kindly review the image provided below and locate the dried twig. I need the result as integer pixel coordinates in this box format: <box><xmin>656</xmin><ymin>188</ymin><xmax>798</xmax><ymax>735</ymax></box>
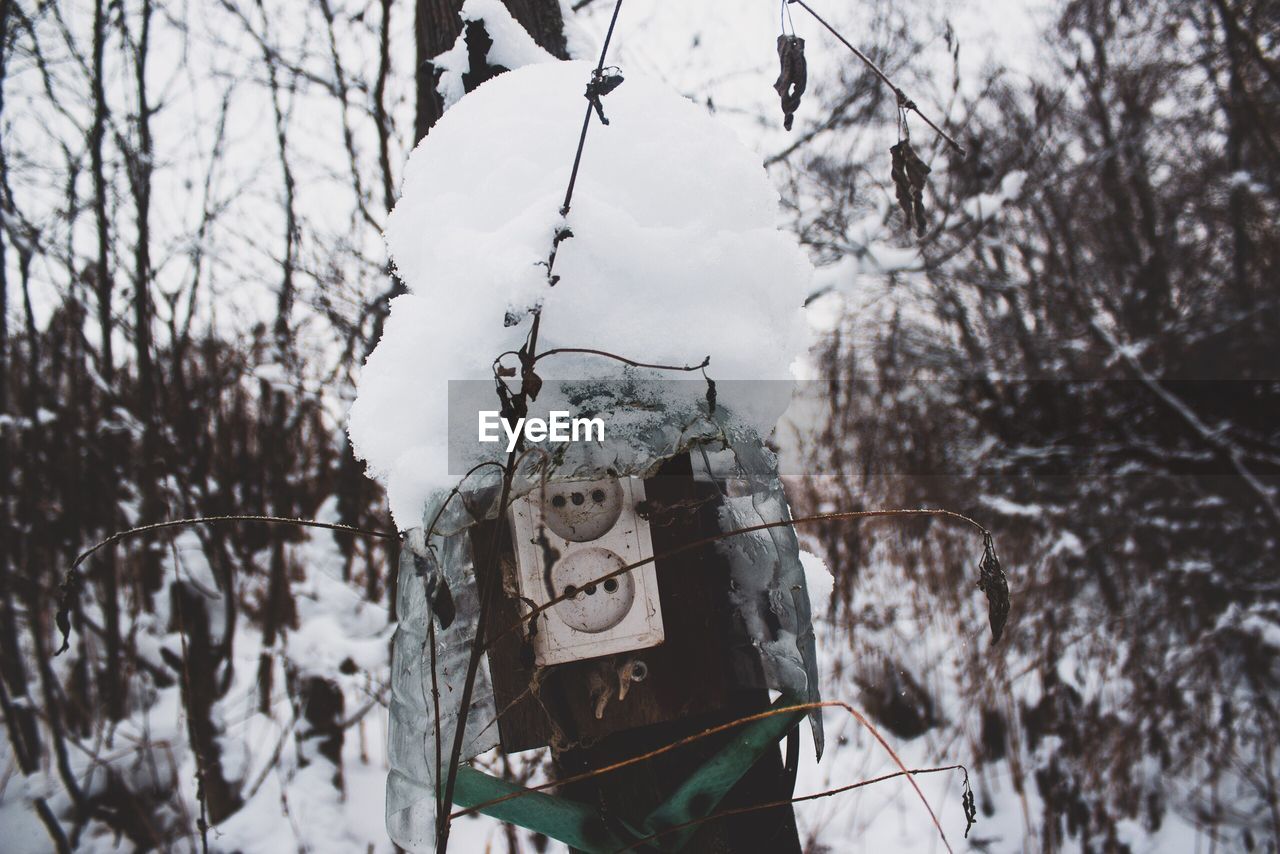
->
<box><xmin>483</xmin><ymin>507</ymin><xmax>1010</xmax><ymax>656</ymax></box>
<box><xmin>536</xmin><ymin>347</ymin><xmax>710</xmax><ymax>372</ymax></box>
<box><xmin>55</xmin><ymin>515</ymin><xmax>398</xmax><ymax>654</ymax></box>
<box><xmin>621</xmin><ymin>764</ymin><xmax>971</xmax><ymax>851</ymax></box>
<box><xmin>456</xmin><ymin>699</ymin><xmax>964</xmax><ymax>854</ymax></box>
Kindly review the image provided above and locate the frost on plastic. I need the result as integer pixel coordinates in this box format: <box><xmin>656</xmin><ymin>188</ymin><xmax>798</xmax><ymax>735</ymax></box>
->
<box><xmin>386</xmin><ymin>500</ymin><xmax>503</xmax><ymax>851</ymax></box>
<box><xmin>385</xmin><ymin>421</ymin><xmax>825</xmax><ymax>850</ymax></box>
<box><xmin>717</xmin><ymin>439</ymin><xmax>825</xmax><ymax>760</ymax></box>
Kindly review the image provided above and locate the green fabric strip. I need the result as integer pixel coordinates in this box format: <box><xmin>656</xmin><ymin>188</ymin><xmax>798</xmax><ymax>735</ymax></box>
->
<box><xmin>454</xmin><ymin>764</ymin><xmax>634</xmax><ymax>853</ymax></box>
<box><xmin>454</xmin><ymin>693</ymin><xmax>806</xmax><ymax>853</ymax></box>
<box><xmin>640</xmin><ymin>696</ymin><xmax>804</xmax><ymax>851</ymax></box>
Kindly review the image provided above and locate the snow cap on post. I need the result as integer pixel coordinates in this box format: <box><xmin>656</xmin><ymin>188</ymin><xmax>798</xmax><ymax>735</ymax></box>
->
<box><xmin>348</xmin><ymin>59</ymin><xmax>814</xmax><ymax>528</ymax></box>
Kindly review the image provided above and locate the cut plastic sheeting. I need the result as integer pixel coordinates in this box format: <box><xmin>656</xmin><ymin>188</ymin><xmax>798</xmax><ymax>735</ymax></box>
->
<box><xmin>386</xmin><ymin>520</ymin><xmax>501</xmax><ymax>849</ymax></box>
<box><xmin>718</xmin><ymin>439</ymin><xmax>824</xmax><ymax>760</ymax></box>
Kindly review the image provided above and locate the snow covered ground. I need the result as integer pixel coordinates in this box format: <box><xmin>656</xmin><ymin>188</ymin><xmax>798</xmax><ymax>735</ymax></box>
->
<box><xmin>0</xmin><ymin>506</ymin><xmax>1216</xmax><ymax>853</ymax></box>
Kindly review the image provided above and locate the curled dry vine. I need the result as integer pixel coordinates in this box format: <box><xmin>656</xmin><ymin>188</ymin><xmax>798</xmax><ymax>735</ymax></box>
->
<box><xmin>54</xmin><ymin>515</ymin><xmax>399</xmax><ymax>655</ymax></box>
<box><xmin>620</xmin><ymin>764</ymin><xmax>975</xmax><ymax>852</ymax></box>
<box><xmin>779</xmin><ymin>0</ymin><xmax>964</xmax><ymax>235</ymax></box>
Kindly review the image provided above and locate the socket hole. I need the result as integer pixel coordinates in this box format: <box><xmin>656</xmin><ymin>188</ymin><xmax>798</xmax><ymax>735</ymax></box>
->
<box><xmin>551</xmin><ymin>494</ymin><xmax>566</xmax><ymax>508</ymax></box>
<box><xmin>564</xmin><ymin>584</ymin><xmax>578</xmax><ymax>598</ymax></box>
<box><xmin>571</xmin><ymin>492</ymin><xmax>585</xmax><ymax>506</ymax></box>
<box><xmin>591</xmin><ymin>489</ymin><xmax>607</xmax><ymax>503</ymax></box>
<box><xmin>630</xmin><ymin>661</ymin><xmax>648</xmax><ymax>682</ymax></box>
<box><xmin>603</xmin><ymin>578</ymin><xmax>618</xmax><ymax>593</ymax></box>
<box><xmin>584</xmin><ymin>583</ymin><xmax>597</xmax><ymax>595</ymax></box>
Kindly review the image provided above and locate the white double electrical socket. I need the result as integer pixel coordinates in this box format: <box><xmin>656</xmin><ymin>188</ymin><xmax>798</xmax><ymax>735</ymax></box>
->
<box><xmin>509</xmin><ymin>478</ymin><xmax>664</xmax><ymax>666</ymax></box>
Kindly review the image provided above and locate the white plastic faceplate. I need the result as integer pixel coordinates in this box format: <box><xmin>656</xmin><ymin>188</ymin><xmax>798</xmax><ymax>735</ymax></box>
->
<box><xmin>509</xmin><ymin>478</ymin><xmax>664</xmax><ymax>666</ymax></box>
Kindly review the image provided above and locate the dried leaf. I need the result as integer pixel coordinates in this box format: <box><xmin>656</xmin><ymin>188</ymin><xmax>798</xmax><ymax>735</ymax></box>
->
<box><xmin>585</xmin><ymin>67</ymin><xmax>625</xmax><ymax>125</ymax></box>
<box><xmin>977</xmin><ymin>532</ymin><xmax>1010</xmax><ymax>642</ymax></box>
<box><xmin>55</xmin><ymin>573</ymin><xmax>78</xmax><ymax>655</ymax></box>
<box><xmin>889</xmin><ymin>139</ymin><xmax>932</xmax><ymax>237</ymax></box>
<box><xmin>411</xmin><ymin>548</ymin><xmax>456</xmax><ymax>629</ymax></box>
<box><xmin>961</xmin><ymin>767</ymin><xmax>977</xmax><ymax>838</ymax></box>
<box><xmin>773</xmin><ymin>35</ymin><xmax>807</xmax><ymax>131</ymax></box>
<box><xmin>523</xmin><ymin>368</ymin><xmax>543</xmax><ymax>402</ymax></box>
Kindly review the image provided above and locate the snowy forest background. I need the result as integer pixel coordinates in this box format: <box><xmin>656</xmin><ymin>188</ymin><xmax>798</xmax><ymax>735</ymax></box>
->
<box><xmin>1</xmin><ymin>0</ymin><xmax>1277</xmax><ymax>851</ymax></box>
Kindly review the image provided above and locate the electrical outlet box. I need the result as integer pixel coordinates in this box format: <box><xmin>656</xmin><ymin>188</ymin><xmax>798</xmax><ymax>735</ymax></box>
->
<box><xmin>509</xmin><ymin>478</ymin><xmax>664</xmax><ymax>666</ymax></box>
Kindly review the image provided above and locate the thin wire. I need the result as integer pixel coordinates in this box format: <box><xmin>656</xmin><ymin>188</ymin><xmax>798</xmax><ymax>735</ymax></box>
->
<box><xmin>55</xmin><ymin>515</ymin><xmax>399</xmax><ymax>654</ymax></box>
<box><xmin>535</xmin><ymin>347</ymin><xmax>709</xmax><ymax>372</ymax></box>
<box><xmin>451</xmin><ymin>696</ymin><xmax>956</xmax><ymax>820</ymax></box>
<box><xmin>779</xmin><ymin>0</ymin><xmax>790</xmax><ymax>36</ymax></box>
<box><xmin>560</xmin><ymin>0</ymin><xmax>625</xmax><ymax>218</ymax></box>
<box><xmin>453</xmin><ymin>698</ymin><xmax>959</xmax><ymax>854</ymax></box>
<box><xmin>435</xmin><ymin>448</ymin><xmax>521</xmax><ymax>853</ymax></box>
<box><xmin>440</xmin><ymin>11</ymin><xmax>633</xmax><ymax>848</ymax></box>
<box><xmin>619</xmin><ymin>765</ymin><xmax>967</xmax><ymax>852</ymax></box>
<box><xmin>73</xmin><ymin>516</ymin><xmax>398</xmax><ymax>566</ymax></box>
<box><xmin>786</xmin><ymin>0</ymin><xmax>966</xmax><ymax>156</ymax></box>
<box><xmin>480</xmin><ymin>508</ymin><xmax>995</xmax><ymax>657</ymax></box>
<box><xmin>510</xmin><ymin>0</ymin><xmax>627</xmax><ymax>410</ymax></box>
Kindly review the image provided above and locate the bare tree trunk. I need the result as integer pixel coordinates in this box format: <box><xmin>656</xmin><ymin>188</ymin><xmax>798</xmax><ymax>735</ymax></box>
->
<box><xmin>130</xmin><ymin>0</ymin><xmax>164</xmax><ymax>597</ymax></box>
<box><xmin>251</xmin><ymin>0</ymin><xmax>298</xmax><ymax>357</ymax></box>
<box><xmin>290</xmin><ymin>670</ymin><xmax>346</xmax><ymax>792</ymax></box>
<box><xmin>169</xmin><ymin>581</ymin><xmax>243</xmax><ymax>825</ymax></box>
<box><xmin>414</xmin><ymin>0</ymin><xmax>463</xmax><ymax>142</ymax></box>
<box><xmin>374</xmin><ymin>0</ymin><xmax>397</xmax><ymax>214</ymax></box>
<box><xmin>90</xmin><ymin>0</ymin><xmax>114</xmax><ymax>382</ymax></box>
<box><xmin>258</xmin><ymin>387</ymin><xmax>297</xmax><ymax>712</ymax></box>
<box><xmin>0</xmin><ymin>6</ymin><xmax>26</xmax><ymax>760</ymax></box>
<box><xmin>499</xmin><ymin>0</ymin><xmax>569</xmax><ymax>59</ymax></box>
<box><xmin>89</xmin><ymin>0</ymin><xmax>126</xmax><ymax>724</ymax></box>
<box><xmin>0</xmin><ymin>0</ymin><xmax>8</xmax><ymax>419</ymax></box>
<box><xmin>414</xmin><ymin>0</ymin><xmax>568</xmax><ymax>141</ymax></box>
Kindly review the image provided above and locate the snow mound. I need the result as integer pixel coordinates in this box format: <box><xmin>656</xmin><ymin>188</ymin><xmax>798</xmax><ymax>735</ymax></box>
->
<box><xmin>349</xmin><ymin>60</ymin><xmax>814</xmax><ymax>527</ymax></box>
